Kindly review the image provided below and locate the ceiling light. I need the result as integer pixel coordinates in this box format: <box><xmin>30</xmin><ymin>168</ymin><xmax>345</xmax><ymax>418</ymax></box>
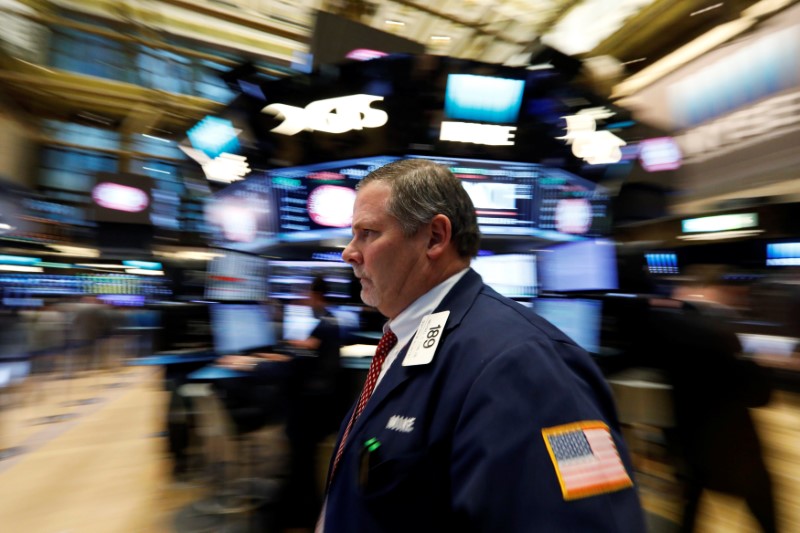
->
<box><xmin>142</xmin><ymin>133</ymin><xmax>172</xmax><ymax>143</ymax></box>
<box><xmin>621</xmin><ymin>57</ymin><xmax>647</xmax><ymax>65</ymax></box>
<box><xmin>143</xmin><ymin>167</ymin><xmax>171</xmax><ymax>174</ymax></box>
<box><xmin>677</xmin><ymin>229</ymin><xmax>764</xmax><ymax>241</ymax></box>
<box><xmin>125</xmin><ymin>268</ymin><xmax>165</xmax><ymax>276</ymax></box>
<box><xmin>690</xmin><ymin>3</ymin><xmax>724</xmax><ymax>16</ymax></box>
<box><xmin>75</xmin><ymin>263</ymin><xmax>129</xmax><ymax>268</ymax></box>
<box><xmin>385</xmin><ymin>19</ymin><xmax>405</xmax><ymax>26</ymax></box>
<box><xmin>431</xmin><ymin>36</ymin><xmax>451</xmax><ymax>41</ymax></box>
<box><xmin>0</xmin><ymin>265</ymin><xmax>44</xmax><ymax>273</ymax></box>
<box><xmin>49</xmin><ymin>245</ymin><xmax>101</xmax><ymax>257</ymax></box>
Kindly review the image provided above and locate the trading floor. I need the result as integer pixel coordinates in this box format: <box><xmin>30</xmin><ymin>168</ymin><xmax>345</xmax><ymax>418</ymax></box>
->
<box><xmin>1</xmin><ymin>362</ymin><xmax>800</xmax><ymax>532</ymax></box>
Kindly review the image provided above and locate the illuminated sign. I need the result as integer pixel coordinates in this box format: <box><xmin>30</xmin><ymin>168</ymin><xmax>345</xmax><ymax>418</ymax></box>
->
<box><xmin>558</xmin><ymin>114</ymin><xmax>625</xmax><ymax>165</ymax></box>
<box><xmin>92</xmin><ymin>182</ymin><xmax>150</xmax><ymax>213</ymax></box>
<box><xmin>444</xmin><ymin>74</ymin><xmax>524</xmax><ymax>124</ymax></box>
<box><xmin>345</xmin><ymin>48</ymin><xmax>388</xmax><ymax>61</ymax></box>
<box><xmin>187</xmin><ymin>116</ymin><xmax>241</xmax><ymax>158</ymax></box>
<box><xmin>0</xmin><ymin>255</ymin><xmax>40</xmax><ymax>266</ymax></box>
<box><xmin>307</xmin><ymin>185</ymin><xmax>357</xmax><ymax>227</ymax></box>
<box><xmin>638</xmin><ymin>137</ymin><xmax>682</xmax><ymax>172</ymax></box>
<box><xmin>669</xmin><ymin>25</ymin><xmax>800</xmax><ymax>129</ymax></box>
<box><xmin>681</xmin><ymin>212</ymin><xmax>758</xmax><ymax>233</ymax></box>
<box><xmin>439</xmin><ymin>121</ymin><xmax>517</xmax><ymax>146</ymax></box>
<box><xmin>180</xmin><ymin>147</ymin><xmax>251</xmax><ymax>184</ymax></box>
<box><xmin>202</xmin><ymin>153</ymin><xmax>251</xmax><ymax>183</ymax></box>
<box><xmin>122</xmin><ymin>260</ymin><xmax>163</xmax><ymax>270</ymax></box>
<box><xmin>554</xmin><ymin>198</ymin><xmax>592</xmax><ymax>234</ymax></box>
<box><xmin>767</xmin><ymin>243</ymin><xmax>800</xmax><ymax>266</ymax></box>
<box><xmin>261</xmin><ymin>94</ymin><xmax>388</xmax><ymax>136</ymax></box>
<box><xmin>675</xmin><ymin>89</ymin><xmax>800</xmax><ymax>163</ymax></box>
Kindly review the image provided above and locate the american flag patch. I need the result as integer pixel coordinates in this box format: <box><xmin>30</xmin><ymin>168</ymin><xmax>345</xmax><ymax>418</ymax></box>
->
<box><xmin>542</xmin><ymin>421</ymin><xmax>633</xmax><ymax>500</ymax></box>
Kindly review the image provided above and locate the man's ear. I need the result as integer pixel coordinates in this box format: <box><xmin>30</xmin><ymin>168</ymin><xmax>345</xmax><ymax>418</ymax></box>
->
<box><xmin>427</xmin><ymin>214</ymin><xmax>452</xmax><ymax>258</ymax></box>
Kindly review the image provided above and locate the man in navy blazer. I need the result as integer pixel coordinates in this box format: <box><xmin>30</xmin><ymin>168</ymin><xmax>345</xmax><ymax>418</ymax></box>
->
<box><xmin>319</xmin><ymin>158</ymin><xmax>646</xmax><ymax>532</ymax></box>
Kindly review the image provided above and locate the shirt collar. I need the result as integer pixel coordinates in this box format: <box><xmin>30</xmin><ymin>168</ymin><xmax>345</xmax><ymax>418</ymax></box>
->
<box><xmin>385</xmin><ymin>267</ymin><xmax>469</xmax><ymax>356</ymax></box>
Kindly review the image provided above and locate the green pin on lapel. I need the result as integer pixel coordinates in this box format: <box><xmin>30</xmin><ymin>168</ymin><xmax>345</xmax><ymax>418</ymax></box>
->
<box><xmin>364</xmin><ymin>437</ymin><xmax>381</xmax><ymax>452</ymax></box>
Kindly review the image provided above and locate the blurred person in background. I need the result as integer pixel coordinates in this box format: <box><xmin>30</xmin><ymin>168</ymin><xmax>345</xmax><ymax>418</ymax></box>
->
<box><xmin>68</xmin><ymin>295</ymin><xmax>112</xmax><ymax>372</ymax></box>
<box><xmin>219</xmin><ymin>275</ymin><xmax>344</xmax><ymax>532</ymax></box>
<box><xmin>637</xmin><ymin>265</ymin><xmax>777</xmax><ymax>532</ymax></box>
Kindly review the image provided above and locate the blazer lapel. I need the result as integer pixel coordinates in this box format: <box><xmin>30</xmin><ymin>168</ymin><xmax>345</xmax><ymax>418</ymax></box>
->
<box><xmin>341</xmin><ymin>269</ymin><xmax>487</xmax><ymax>449</ymax></box>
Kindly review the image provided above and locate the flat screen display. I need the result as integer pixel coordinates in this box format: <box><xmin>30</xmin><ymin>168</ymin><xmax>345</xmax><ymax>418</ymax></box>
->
<box><xmin>91</xmin><ymin>172</ymin><xmax>154</xmax><ymax>224</ymax></box>
<box><xmin>330</xmin><ymin>304</ymin><xmax>362</xmax><ymax>341</ymax></box>
<box><xmin>204</xmin><ymin>173</ymin><xmax>278</xmax><ymax>252</ymax></box>
<box><xmin>534</xmin><ymin>298</ymin><xmax>603</xmax><ymax>354</ymax></box>
<box><xmin>536</xmin><ymin>167</ymin><xmax>611</xmax><ymax>237</ymax></box>
<box><xmin>408</xmin><ymin>155</ymin><xmax>539</xmax><ymax>237</ymax></box>
<box><xmin>269</xmin><ymin>156</ymin><xmax>399</xmax><ymax>242</ymax></box>
<box><xmin>645</xmin><ymin>252</ymin><xmax>679</xmax><ymax>274</ymax></box>
<box><xmin>538</xmin><ymin>239</ymin><xmax>618</xmax><ymax>292</ymax></box>
<box><xmin>205</xmin><ymin>251</ymin><xmax>269</xmax><ymax>301</ymax></box>
<box><xmin>210</xmin><ymin>303</ymin><xmax>276</xmax><ymax>354</ymax></box>
<box><xmin>282</xmin><ymin>304</ymin><xmax>319</xmax><ymax>341</ymax></box>
<box><xmin>471</xmin><ymin>253</ymin><xmax>536</xmax><ymax>298</ymax></box>
<box><xmin>767</xmin><ymin>242</ymin><xmax>800</xmax><ymax>266</ymax></box>
<box><xmin>268</xmin><ymin>260</ymin><xmax>353</xmax><ymax>301</ymax></box>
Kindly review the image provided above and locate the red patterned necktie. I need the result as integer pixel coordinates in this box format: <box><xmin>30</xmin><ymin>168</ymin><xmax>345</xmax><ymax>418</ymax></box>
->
<box><xmin>330</xmin><ymin>328</ymin><xmax>398</xmax><ymax>481</ymax></box>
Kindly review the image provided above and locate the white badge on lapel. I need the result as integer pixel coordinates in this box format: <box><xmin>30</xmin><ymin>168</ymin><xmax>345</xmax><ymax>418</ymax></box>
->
<box><xmin>402</xmin><ymin>310</ymin><xmax>449</xmax><ymax>366</ymax></box>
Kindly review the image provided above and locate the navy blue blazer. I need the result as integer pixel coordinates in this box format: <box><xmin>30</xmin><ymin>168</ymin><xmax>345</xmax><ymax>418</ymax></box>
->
<box><xmin>322</xmin><ymin>269</ymin><xmax>646</xmax><ymax>532</ymax></box>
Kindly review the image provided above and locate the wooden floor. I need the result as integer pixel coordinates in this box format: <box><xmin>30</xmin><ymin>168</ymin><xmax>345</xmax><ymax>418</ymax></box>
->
<box><xmin>1</xmin><ymin>364</ymin><xmax>800</xmax><ymax>532</ymax></box>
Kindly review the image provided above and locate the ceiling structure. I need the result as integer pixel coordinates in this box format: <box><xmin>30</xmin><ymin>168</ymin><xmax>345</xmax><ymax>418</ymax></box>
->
<box><xmin>0</xmin><ymin>0</ymin><xmax>785</xmax><ymax>138</ymax></box>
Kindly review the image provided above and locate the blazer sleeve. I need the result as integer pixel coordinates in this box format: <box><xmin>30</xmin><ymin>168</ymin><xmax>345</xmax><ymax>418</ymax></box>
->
<box><xmin>448</xmin><ymin>339</ymin><xmax>646</xmax><ymax>533</ymax></box>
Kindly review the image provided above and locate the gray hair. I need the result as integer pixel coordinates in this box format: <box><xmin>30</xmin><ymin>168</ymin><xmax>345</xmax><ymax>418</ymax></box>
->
<box><xmin>359</xmin><ymin>158</ymin><xmax>480</xmax><ymax>258</ymax></box>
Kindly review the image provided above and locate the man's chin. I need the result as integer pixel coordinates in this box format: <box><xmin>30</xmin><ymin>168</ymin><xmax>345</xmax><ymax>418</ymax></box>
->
<box><xmin>360</xmin><ymin>290</ymin><xmax>378</xmax><ymax>309</ymax></box>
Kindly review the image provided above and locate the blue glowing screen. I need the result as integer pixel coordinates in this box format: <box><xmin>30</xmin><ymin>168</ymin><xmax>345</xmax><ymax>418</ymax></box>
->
<box><xmin>444</xmin><ymin>74</ymin><xmax>525</xmax><ymax>124</ymax></box>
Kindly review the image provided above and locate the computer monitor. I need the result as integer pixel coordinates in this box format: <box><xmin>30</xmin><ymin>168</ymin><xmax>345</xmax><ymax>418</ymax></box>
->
<box><xmin>205</xmin><ymin>250</ymin><xmax>270</xmax><ymax>301</ymax></box>
<box><xmin>210</xmin><ymin>303</ymin><xmax>276</xmax><ymax>354</ymax></box>
<box><xmin>538</xmin><ymin>239</ymin><xmax>618</xmax><ymax>293</ymax></box>
<box><xmin>330</xmin><ymin>304</ymin><xmax>362</xmax><ymax>342</ymax></box>
<box><xmin>534</xmin><ymin>298</ymin><xmax>603</xmax><ymax>355</ymax></box>
<box><xmin>282</xmin><ymin>304</ymin><xmax>320</xmax><ymax>341</ymax></box>
<box><xmin>471</xmin><ymin>253</ymin><xmax>536</xmax><ymax>298</ymax></box>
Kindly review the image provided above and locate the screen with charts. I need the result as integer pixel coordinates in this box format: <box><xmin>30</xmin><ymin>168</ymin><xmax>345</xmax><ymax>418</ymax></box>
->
<box><xmin>205</xmin><ymin>251</ymin><xmax>270</xmax><ymax>301</ymax></box>
<box><xmin>204</xmin><ymin>174</ymin><xmax>278</xmax><ymax>252</ymax></box>
<box><xmin>534</xmin><ymin>298</ymin><xmax>603</xmax><ymax>355</ymax></box>
<box><xmin>538</xmin><ymin>238</ymin><xmax>618</xmax><ymax>293</ymax></box>
<box><xmin>268</xmin><ymin>260</ymin><xmax>353</xmax><ymax>301</ymax></box>
<box><xmin>536</xmin><ymin>167</ymin><xmax>611</xmax><ymax>237</ymax></box>
<box><xmin>407</xmin><ymin>155</ymin><xmax>539</xmax><ymax>237</ymax></box>
<box><xmin>210</xmin><ymin>303</ymin><xmax>277</xmax><ymax>354</ymax></box>
<box><xmin>471</xmin><ymin>253</ymin><xmax>536</xmax><ymax>298</ymax></box>
<box><xmin>282</xmin><ymin>304</ymin><xmax>320</xmax><ymax>341</ymax></box>
<box><xmin>269</xmin><ymin>156</ymin><xmax>400</xmax><ymax>242</ymax></box>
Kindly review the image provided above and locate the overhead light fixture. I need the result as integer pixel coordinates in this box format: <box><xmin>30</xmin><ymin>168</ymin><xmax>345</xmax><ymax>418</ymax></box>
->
<box><xmin>690</xmin><ymin>2</ymin><xmax>724</xmax><ymax>16</ymax></box>
<box><xmin>125</xmin><ymin>268</ymin><xmax>164</xmax><ymax>276</ymax></box>
<box><xmin>621</xmin><ymin>57</ymin><xmax>647</xmax><ymax>65</ymax></box>
<box><xmin>49</xmin><ymin>245</ymin><xmax>101</xmax><ymax>257</ymax></box>
<box><xmin>431</xmin><ymin>35</ymin><xmax>451</xmax><ymax>41</ymax></box>
<box><xmin>143</xmin><ymin>167</ymin><xmax>171</xmax><ymax>174</ymax></box>
<box><xmin>142</xmin><ymin>133</ymin><xmax>172</xmax><ymax>143</ymax></box>
<box><xmin>0</xmin><ymin>265</ymin><xmax>44</xmax><ymax>273</ymax></box>
<box><xmin>153</xmin><ymin>250</ymin><xmax>223</xmax><ymax>261</ymax></box>
<box><xmin>526</xmin><ymin>63</ymin><xmax>555</xmax><ymax>71</ymax></box>
<box><xmin>677</xmin><ymin>229</ymin><xmax>764</xmax><ymax>241</ymax></box>
<box><xmin>75</xmin><ymin>263</ymin><xmax>128</xmax><ymax>268</ymax></box>
<box><xmin>385</xmin><ymin>19</ymin><xmax>405</xmax><ymax>26</ymax></box>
